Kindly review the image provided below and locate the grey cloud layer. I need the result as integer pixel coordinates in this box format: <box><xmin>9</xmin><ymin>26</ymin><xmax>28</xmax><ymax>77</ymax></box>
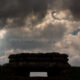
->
<box><xmin>3</xmin><ymin>23</ymin><xmax>66</xmax><ymax>50</ymax></box>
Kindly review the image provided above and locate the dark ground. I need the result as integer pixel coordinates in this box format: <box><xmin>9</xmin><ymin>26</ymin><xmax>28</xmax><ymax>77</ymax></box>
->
<box><xmin>72</xmin><ymin>67</ymin><xmax>80</xmax><ymax>80</ymax></box>
<box><xmin>0</xmin><ymin>66</ymin><xmax>80</xmax><ymax>80</ymax></box>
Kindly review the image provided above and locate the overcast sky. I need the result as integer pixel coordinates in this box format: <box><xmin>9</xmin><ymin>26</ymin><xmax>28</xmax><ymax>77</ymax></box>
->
<box><xmin>0</xmin><ymin>0</ymin><xmax>80</xmax><ymax>66</ymax></box>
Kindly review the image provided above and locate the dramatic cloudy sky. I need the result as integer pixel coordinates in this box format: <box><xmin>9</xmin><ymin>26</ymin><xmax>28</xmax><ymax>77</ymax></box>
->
<box><xmin>0</xmin><ymin>0</ymin><xmax>80</xmax><ymax>66</ymax></box>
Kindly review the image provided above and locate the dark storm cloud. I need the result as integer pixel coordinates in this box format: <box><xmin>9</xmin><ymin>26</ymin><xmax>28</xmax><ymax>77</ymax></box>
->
<box><xmin>0</xmin><ymin>0</ymin><xmax>80</xmax><ymax>29</ymax></box>
<box><xmin>64</xmin><ymin>0</ymin><xmax>80</xmax><ymax>20</ymax></box>
<box><xmin>0</xmin><ymin>0</ymin><xmax>54</xmax><ymax>29</ymax></box>
<box><xmin>0</xmin><ymin>0</ymin><xmax>49</xmax><ymax>18</ymax></box>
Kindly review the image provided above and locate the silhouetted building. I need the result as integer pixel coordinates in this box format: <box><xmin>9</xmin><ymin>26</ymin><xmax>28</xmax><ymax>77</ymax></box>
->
<box><xmin>1</xmin><ymin>52</ymin><xmax>71</xmax><ymax>80</ymax></box>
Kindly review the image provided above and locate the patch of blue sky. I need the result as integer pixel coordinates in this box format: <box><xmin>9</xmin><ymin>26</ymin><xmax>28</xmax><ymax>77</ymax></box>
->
<box><xmin>72</xmin><ymin>29</ymin><xmax>80</xmax><ymax>35</ymax></box>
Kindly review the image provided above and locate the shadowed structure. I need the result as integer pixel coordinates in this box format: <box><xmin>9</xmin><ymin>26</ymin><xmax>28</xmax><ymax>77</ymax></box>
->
<box><xmin>1</xmin><ymin>52</ymin><xmax>71</xmax><ymax>80</ymax></box>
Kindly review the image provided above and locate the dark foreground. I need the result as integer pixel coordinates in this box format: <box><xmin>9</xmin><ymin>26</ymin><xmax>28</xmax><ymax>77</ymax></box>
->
<box><xmin>0</xmin><ymin>52</ymin><xmax>80</xmax><ymax>80</ymax></box>
<box><xmin>72</xmin><ymin>67</ymin><xmax>80</xmax><ymax>80</ymax></box>
<box><xmin>0</xmin><ymin>67</ymin><xmax>80</xmax><ymax>80</ymax></box>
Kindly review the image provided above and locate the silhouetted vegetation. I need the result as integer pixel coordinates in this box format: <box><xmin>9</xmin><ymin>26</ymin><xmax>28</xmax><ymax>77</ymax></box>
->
<box><xmin>0</xmin><ymin>53</ymin><xmax>80</xmax><ymax>80</ymax></box>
